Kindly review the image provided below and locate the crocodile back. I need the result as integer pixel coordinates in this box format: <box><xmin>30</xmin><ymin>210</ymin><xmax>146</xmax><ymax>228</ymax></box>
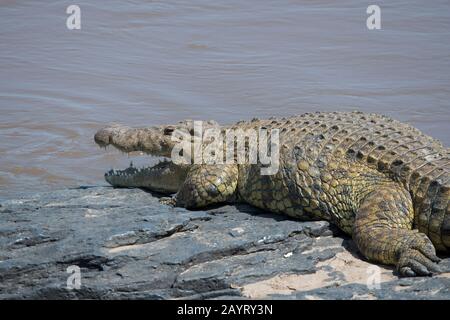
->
<box><xmin>234</xmin><ymin>111</ymin><xmax>449</xmax><ymax>249</ymax></box>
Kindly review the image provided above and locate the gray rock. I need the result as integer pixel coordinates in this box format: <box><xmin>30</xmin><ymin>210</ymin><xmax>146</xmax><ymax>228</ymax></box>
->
<box><xmin>0</xmin><ymin>187</ymin><xmax>448</xmax><ymax>299</ymax></box>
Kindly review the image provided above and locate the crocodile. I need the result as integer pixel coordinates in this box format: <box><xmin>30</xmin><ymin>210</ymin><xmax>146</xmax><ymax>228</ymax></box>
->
<box><xmin>94</xmin><ymin>111</ymin><xmax>449</xmax><ymax>277</ymax></box>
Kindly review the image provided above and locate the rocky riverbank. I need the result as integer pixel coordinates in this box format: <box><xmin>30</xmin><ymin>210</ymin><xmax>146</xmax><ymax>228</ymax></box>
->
<box><xmin>0</xmin><ymin>187</ymin><xmax>449</xmax><ymax>299</ymax></box>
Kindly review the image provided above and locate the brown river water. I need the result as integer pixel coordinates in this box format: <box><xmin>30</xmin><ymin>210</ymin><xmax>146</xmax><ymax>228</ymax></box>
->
<box><xmin>1</xmin><ymin>0</ymin><xmax>449</xmax><ymax>199</ymax></box>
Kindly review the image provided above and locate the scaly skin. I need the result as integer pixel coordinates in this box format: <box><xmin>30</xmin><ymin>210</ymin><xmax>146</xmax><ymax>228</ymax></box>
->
<box><xmin>95</xmin><ymin>111</ymin><xmax>449</xmax><ymax>276</ymax></box>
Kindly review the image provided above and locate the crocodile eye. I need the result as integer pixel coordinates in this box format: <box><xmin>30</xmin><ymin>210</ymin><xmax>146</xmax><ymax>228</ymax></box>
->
<box><xmin>164</xmin><ymin>127</ymin><xmax>175</xmax><ymax>135</ymax></box>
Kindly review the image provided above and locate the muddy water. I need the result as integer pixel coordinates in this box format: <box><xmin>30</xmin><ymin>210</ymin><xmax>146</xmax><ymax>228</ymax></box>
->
<box><xmin>1</xmin><ymin>0</ymin><xmax>449</xmax><ymax>199</ymax></box>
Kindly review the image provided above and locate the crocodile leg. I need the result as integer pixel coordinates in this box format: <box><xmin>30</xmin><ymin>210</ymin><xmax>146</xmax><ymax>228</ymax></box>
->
<box><xmin>105</xmin><ymin>160</ymin><xmax>189</xmax><ymax>194</ymax></box>
<box><xmin>174</xmin><ymin>164</ymin><xmax>239</xmax><ymax>209</ymax></box>
<box><xmin>353</xmin><ymin>184</ymin><xmax>442</xmax><ymax>276</ymax></box>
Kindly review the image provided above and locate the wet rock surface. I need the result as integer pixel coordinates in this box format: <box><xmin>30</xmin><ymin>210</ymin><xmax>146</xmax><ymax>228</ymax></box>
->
<box><xmin>0</xmin><ymin>187</ymin><xmax>449</xmax><ymax>300</ymax></box>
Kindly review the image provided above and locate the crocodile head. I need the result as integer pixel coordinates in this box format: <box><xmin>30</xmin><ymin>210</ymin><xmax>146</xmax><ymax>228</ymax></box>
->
<box><xmin>94</xmin><ymin>120</ymin><xmax>219</xmax><ymax>193</ymax></box>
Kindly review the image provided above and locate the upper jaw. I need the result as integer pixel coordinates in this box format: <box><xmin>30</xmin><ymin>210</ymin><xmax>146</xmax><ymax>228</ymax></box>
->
<box><xmin>94</xmin><ymin>120</ymin><xmax>221</xmax><ymax>157</ymax></box>
<box><xmin>94</xmin><ymin>124</ymin><xmax>175</xmax><ymax>157</ymax></box>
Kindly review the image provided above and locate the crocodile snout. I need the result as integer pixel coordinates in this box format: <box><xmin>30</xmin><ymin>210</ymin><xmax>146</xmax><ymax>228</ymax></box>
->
<box><xmin>94</xmin><ymin>127</ymin><xmax>114</xmax><ymax>147</ymax></box>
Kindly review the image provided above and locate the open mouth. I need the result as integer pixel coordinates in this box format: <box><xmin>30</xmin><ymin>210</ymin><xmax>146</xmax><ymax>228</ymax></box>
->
<box><xmin>94</xmin><ymin>124</ymin><xmax>188</xmax><ymax>194</ymax></box>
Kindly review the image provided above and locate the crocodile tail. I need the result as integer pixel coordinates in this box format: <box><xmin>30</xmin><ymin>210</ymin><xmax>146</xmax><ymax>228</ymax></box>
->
<box><xmin>435</xmin><ymin>185</ymin><xmax>450</xmax><ymax>251</ymax></box>
<box><xmin>398</xmin><ymin>143</ymin><xmax>449</xmax><ymax>251</ymax></box>
<box><xmin>443</xmin><ymin>202</ymin><xmax>450</xmax><ymax>250</ymax></box>
<box><xmin>412</xmin><ymin>166</ymin><xmax>450</xmax><ymax>251</ymax></box>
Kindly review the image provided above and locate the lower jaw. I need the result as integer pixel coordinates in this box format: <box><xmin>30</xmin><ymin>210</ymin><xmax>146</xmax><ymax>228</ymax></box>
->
<box><xmin>104</xmin><ymin>158</ymin><xmax>182</xmax><ymax>194</ymax></box>
<box><xmin>105</xmin><ymin>166</ymin><xmax>149</xmax><ymax>188</ymax></box>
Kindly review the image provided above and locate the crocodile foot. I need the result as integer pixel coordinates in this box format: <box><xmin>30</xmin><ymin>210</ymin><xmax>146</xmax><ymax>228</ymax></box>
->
<box><xmin>397</xmin><ymin>247</ymin><xmax>442</xmax><ymax>277</ymax></box>
<box><xmin>159</xmin><ymin>196</ymin><xmax>176</xmax><ymax>207</ymax></box>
